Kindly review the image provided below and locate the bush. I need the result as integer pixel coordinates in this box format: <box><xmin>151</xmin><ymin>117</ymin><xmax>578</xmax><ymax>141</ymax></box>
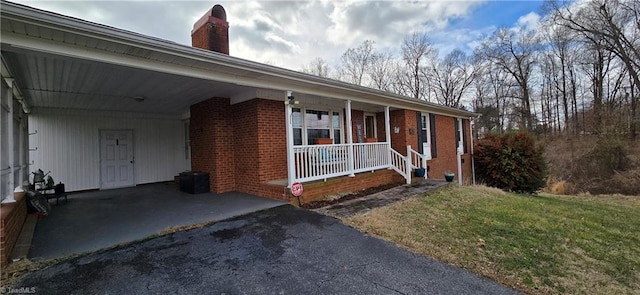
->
<box><xmin>571</xmin><ymin>137</ymin><xmax>637</xmax><ymax>195</ymax></box>
<box><xmin>475</xmin><ymin>132</ymin><xmax>547</xmax><ymax>194</ymax></box>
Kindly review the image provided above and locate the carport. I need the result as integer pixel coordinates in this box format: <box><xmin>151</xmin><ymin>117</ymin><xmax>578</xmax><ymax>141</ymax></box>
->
<box><xmin>1</xmin><ymin>4</ymin><xmax>263</xmax><ymax>192</ymax></box>
<box><xmin>28</xmin><ymin>183</ymin><xmax>285</xmax><ymax>260</ymax></box>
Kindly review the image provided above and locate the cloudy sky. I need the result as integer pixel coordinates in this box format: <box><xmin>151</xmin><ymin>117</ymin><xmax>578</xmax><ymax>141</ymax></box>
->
<box><xmin>10</xmin><ymin>0</ymin><xmax>544</xmax><ymax>71</ymax></box>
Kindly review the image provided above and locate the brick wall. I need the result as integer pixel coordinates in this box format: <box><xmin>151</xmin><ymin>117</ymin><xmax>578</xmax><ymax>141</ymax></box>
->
<box><xmin>190</xmin><ymin>98</ymin><xmax>235</xmax><ymax>193</ymax></box>
<box><xmin>389</xmin><ymin>109</ymin><xmax>419</xmax><ymax>155</ymax></box>
<box><xmin>257</xmin><ymin>100</ymin><xmax>287</xmax><ymax>182</ymax></box>
<box><xmin>232</xmin><ymin>99</ymin><xmax>287</xmax><ymax>197</ymax></box>
<box><xmin>426</xmin><ymin>115</ymin><xmax>473</xmax><ymax>183</ymax></box>
<box><xmin>0</xmin><ymin>193</ymin><xmax>27</xmax><ymax>267</ymax></box>
<box><xmin>291</xmin><ymin>169</ymin><xmax>405</xmax><ymax>204</ymax></box>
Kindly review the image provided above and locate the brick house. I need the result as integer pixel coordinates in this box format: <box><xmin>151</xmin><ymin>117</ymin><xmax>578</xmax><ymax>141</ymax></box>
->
<box><xmin>0</xmin><ymin>2</ymin><xmax>476</xmax><ymax>264</ymax></box>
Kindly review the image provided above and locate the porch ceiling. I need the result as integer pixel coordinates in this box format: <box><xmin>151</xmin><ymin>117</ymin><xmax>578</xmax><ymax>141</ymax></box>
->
<box><xmin>1</xmin><ymin>48</ymin><xmax>254</xmax><ymax>115</ymax></box>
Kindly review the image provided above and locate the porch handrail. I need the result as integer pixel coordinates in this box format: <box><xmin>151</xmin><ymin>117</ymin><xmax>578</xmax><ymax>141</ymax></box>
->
<box><xmin>407</xmin><ymin>145</ymin><xmax>427</xmax><ymax>170</ymax></box>
<box><xmin>390</xmin><ymin>148</ymin><xmax>410</xmax><ymax>184</ymax></box>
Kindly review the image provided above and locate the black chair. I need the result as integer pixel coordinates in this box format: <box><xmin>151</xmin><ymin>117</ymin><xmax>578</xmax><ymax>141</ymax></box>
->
<box><xmin>46</xmin><ymin>183</ymin><xmax>68</xmax><ymax>206</ymax></box>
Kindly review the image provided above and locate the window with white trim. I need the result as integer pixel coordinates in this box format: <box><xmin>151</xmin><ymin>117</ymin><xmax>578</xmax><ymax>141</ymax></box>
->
<box><xmin>292</xmin><ymin>108</ymin><xmax>343</xmax><ymax>145</ymax></box>
<box><xmin>364</xmin><ymin>113</ymin><xmax>376</xmax><ymax>139</ymax></box>
<box><xmin>420</xmin><ymin>113</ymin><xmax>432</xmax><ymax>159</ymax></box>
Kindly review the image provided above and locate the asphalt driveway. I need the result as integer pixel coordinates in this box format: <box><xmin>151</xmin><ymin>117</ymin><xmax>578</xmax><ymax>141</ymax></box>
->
<box><xmin>18</xmin><ymin>205</ymin><xmax>518</xmax><ymax>294</ymax></box>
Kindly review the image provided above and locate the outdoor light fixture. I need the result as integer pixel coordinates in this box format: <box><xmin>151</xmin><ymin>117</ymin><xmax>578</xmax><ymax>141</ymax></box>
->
<box><xmin>284</xmin><ymin>90</ymin><xmax>299</xmax><ymax>106</ymax></box>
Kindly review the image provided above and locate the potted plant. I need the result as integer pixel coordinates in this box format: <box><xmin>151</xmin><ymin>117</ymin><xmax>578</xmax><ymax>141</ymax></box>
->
<box><xmin>444</xmin><ymin>172</ymin><xmax>455</xmax><ymax>182</ymax></box>
<box><xmin>414</xmin><ymin>168</ymin><xmax>426</xmax><ymax>177</ymax></box>
<box><xmin>315</xmin><ymin>138</ymin><xmax>333</xmax><ymax>145</ymax></box>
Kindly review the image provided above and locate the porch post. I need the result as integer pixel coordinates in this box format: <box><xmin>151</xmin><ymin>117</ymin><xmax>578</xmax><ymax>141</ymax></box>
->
<box><xmin>384</xmin><ymin>106</ymin><xmax>392</xmax><ymax>166</ymax></box>
<box><xmin>5</xmin><ymin>78</ymin><xmax>15</xmax><ymax>195</ymax></box>
<box><xmin>345</xmin><ymin>100</ymin><xmax>355</xmax><ymax>177</ymax></box>
<box><xmin>457</xmin><ymin>118</ymin><xmax>463</xmax><ymax>185</ymax></box>
<box><xmin>285</xmin><ymin>91</ymin><xmax>295</xmax><ymax>187</ymax></box>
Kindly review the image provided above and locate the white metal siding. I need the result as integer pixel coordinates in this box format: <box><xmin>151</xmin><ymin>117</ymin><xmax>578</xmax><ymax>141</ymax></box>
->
<box><xmin>29</xmin><ymin>108</ymin><xmax>190</xmax><ymax>191</ymax></box>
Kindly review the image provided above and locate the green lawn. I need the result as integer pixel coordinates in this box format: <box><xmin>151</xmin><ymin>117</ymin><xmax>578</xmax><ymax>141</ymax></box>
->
<box><xmin>344</xmin><ymin>185</ymin><xmax>640</xmax><ymax>294</ymax></box>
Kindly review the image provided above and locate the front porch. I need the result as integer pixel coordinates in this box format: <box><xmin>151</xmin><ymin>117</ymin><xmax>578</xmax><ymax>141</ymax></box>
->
<box><xmin>284</xmin><ymin>97</ymin><xmax>431</xmax><ymax>189</ymax></box>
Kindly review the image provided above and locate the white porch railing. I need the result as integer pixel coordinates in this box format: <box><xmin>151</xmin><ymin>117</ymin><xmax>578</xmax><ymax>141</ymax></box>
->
<box><xmin>353</xmin><ymin>143</ymin><xmax>389</xmax><ymax>172</ymax></box>
<box><xmin>292</xmin><ymin>143</ymin><xmax>427</xmax><ymax>185</ymax></box>
<box><xmin>408</xmin><ymin>146</ymin><xmax>427</xmax><ymax>170</ymax></box>
<box><xmin>390</xmin><ymin>148</ymin><xmax>410</xmax><ymax>183</ymax></box>
<box><xmin>293</xmin><ymin>142</ymin><xmax>389</xmax><ymax>183</ymax></box>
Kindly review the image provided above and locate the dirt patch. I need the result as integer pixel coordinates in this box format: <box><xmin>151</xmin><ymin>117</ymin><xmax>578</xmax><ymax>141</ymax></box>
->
<box><xmin>300</xmin><ymin>183</ymin><xmax>401</xmax><ymax>209</ymax></box>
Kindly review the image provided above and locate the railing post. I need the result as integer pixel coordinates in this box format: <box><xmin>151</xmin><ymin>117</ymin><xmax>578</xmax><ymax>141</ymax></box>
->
<box><xmin>422</xmin><ymin>157</ymin><xmax>428</xmax><ymax>179</ymax></box>
<box><xmin>405</xmin><ymin>145</ymin><xmax>411</xmax><ymax>184</ymax></box>
<box><xmin>345</xmin><ymin>100</ymin><xmax>355</xmax><ymax>177</ymax></box>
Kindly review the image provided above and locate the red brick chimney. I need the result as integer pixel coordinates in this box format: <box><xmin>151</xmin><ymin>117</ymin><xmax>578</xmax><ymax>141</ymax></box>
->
<box><xmin>192</xmin><ymin>4</ymin><xmax>229</xmax><ymax>55</ymax></box>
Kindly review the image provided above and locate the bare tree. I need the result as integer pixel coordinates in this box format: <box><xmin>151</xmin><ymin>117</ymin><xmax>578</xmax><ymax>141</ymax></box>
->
<box><xmin>339</xmin><ymin>40</ymin><xmax>376</xmax><ymax>86</ymax></box>
<box><xmin>301</xmin><ymin>57</ymin><xmax>332</xmax><ymax>78</ymax></box>
<box><xmin>429</xmin><ymin>49</ymin><xmax>476</xmax><ymax>108</ymax></box>
<box><xmin>478</xmin><ymin>27</ymin><xmax>539</xmax><ymax>130</ymax></box>
<box><xmin>400</xmin><ymin>32</ymin><xmax>436</xmax><ymax>100</ymax></box>
<box><xmin>552</xmin><ymin>0</ymin><xmax>639</xmax><ymax>92</ymax></box>
<box><xmin>543</xmin><ymin>23</ymin><xmax>581</xmax><ymax>134</ymax></box>
<box><xmin>368</xmin><ymin>51</ymin><xmax>399</xmax><ymax>92</ymax></box>
<box><xmin>578</xmin><ymin>38</ymin><xmax>614</xmax><ymax>134</ymax></box>
<box><xmin>472</xmin><ymin>55</ymin><xmax>514</xmax><ymax>133</ymax></box>
<box><xmin>551</xmin><ymin>0</ymin><xmax>640</xmax><ymax>138</ymax></box>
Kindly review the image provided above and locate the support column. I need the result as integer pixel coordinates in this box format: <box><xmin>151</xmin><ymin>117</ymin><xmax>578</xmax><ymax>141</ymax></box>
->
<box><xmin>384</xmin><ymin>106</ymin><xmax>391</xmax><ymax>166</ymax></box>
<box><xmin>457</xmin><ymin>118</ymin><xmax>463</xmax><ymax>185</ymax></box>
<box><xmin>470</xmin><ymin>117</ymin><xmax>476</xmax><ymax>185</ymax></box>
<box><xmin>345</xmin><ymin>100</ymin><xmax>355</xmax><ymax>177</ymax></box>
<box><xmin>285</xmin><ymin>91</ymin><xmax>296</xmax><ymax>187</ymax></box>
<box><xmin>6</xmin><ymin>78</ymin><xmax>15</xmax><ymax>195</ymax></box>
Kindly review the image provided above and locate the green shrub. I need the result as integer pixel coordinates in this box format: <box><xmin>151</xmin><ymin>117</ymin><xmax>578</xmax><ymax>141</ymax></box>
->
<box><xmin>475</xmin><ymin>132</ymin><xmax>547</xmax><ymax>194</ymax></box>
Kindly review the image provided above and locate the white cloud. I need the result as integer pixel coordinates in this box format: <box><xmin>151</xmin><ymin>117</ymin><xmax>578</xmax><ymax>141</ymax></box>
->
<box><xmin>10</xmin><ymin>0</ymin><xmax>528</xmax><ymax>71</ymax></box>
<box><xmin>515</xmin><ymin>11</ymin><xmax>541</xmax><ymax>32</ymax></box>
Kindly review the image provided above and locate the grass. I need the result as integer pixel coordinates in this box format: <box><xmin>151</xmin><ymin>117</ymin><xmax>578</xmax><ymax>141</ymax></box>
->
<box><xmin>343</xmin><ymin>185</ymin><xmax>640</xmax><ymax>294</ymax></box>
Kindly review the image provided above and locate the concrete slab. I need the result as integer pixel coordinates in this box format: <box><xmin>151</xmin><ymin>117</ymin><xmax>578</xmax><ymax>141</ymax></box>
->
<box><xmin>18</xmin><ymin>205</ymin><xmax>518</xmax><ymax>294</ymax></box>
<box><xmin>314</xmin><ymin>179</ymin><xmax>449</xmax><ymax>218</ymax></box>
<box><xmin>28</xmin><ymin>183</ymin><xmax>285</xmax><ymax>261</ymax></box>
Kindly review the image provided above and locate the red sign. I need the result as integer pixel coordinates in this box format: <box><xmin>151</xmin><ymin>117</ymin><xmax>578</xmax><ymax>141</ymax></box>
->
<box><xmin>291</xmin><ymin>182</ymin><xmax>303</xmax><ymax>197</ymax></box>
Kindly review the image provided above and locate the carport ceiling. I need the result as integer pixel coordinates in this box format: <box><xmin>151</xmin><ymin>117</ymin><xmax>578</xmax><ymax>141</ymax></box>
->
<box><xmin>2</xmin><ymin>48</ymin><xmax>253</xmax><ymax>115</ymax></box>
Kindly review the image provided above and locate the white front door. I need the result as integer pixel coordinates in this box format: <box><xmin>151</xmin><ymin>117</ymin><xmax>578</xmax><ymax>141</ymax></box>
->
<box><xmin>100</xmin><ymin>130</ymin><xmax>134</xmax><ymax>189</ymax></box>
